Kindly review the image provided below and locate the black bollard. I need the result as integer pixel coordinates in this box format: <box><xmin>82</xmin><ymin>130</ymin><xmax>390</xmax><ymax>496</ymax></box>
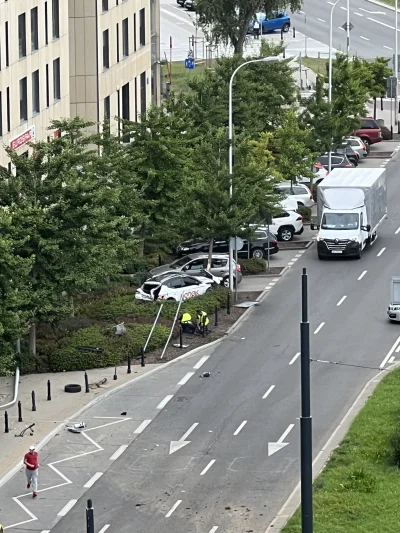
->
<box><xmin>281</xmin><ymin>29</ymin><xmax>284</xmax><ymax>41</ymax></box>
<box><xmin>293</xmin><ymin>26</ymin><xmax>296</xmax><ymax>37</ymax></box>
<box><xmin>158</xmin><ymin>254</ymin><xmax>162</xmax><ymax>266</ymax></box>
<box><xmin>140</xmin><ymin>346</ymin><xmax>145</xmax><ymax>367</ymax></box>
<box><xmin>31</xmin><ymin>391</ymin><xmax>36</xmax><ymax>412</ymax></box>
<box><xmin>4</xmin><ymin>411</ymin><xmax>9</xmax><ymax>433</ymax></box>
<box><xmin>215</xmin><ymin>306</ymin><xmax>218</xmax><ymax>327</ymax></box>
<box><xmin>84</xmin><ymin>371</ymin><xmax>89</xmax><ymax>393</ymax></box>
<box><xmin>47</xmin><ymin>379</ymin><xmax>51</xmax><ymax>401</ymax></box>
<box><xmin>86</xmin><ymin>498</ymin><xmax>95</xmax><ymax>533</ymax></box>
<box><xmin>127</xmin><ymin>354</ymin><xmax>132</xmax><ymax>374</ymax></box>
<box><xmin>113</xmin><ymin>365</ymin><xmax>117</xmax><ymax>380</ymax></box>
<box><xmin>391</xmin><ymin>125</ymin><xmax>394</xmax><ymax>140</ymax></box>
<box><xmin>18</xmin><ymin>400</ymin><xmax>23</xmax><ymax>422</ymax></box>
<box><xmin>227</xmin><ymin>293</ymin><xmax>231</xmax><ymax>315</ymax></box>
<box><xmin>179</xmin><ymin>326</ymin><xmax>183</xmax><ymax>349</ymax></box>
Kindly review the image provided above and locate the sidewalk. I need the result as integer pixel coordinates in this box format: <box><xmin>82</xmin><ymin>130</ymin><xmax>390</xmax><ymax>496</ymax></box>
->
<box><xmin>0</xmin><ymin>362</ymin><xmax>160</xmax><ymax>484</ymax></box>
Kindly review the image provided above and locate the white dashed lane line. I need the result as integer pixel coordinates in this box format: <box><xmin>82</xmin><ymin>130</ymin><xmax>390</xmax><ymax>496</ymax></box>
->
<box><xmin>358</xmin><ymin>270</ymin><xmax>367</xmax><ymax>280</ymax></box>
<box><xmin>233</xmin><ymin>421</ymin><xmax>247</xmax><ymax>436</ymax></box>
<box><xmin>360</xmin><ymin>35</ymin><xmax>369</xmax><ymax>40</ymax></box>
<box><xmin>83</xmin><ymin>472</ymin><xmax>103</xmax><ymax>488</ymax></box>
<box><xmin>377</xmin><ymin>247</ymin><xmax>386</xmax><ymax>257</ymax></box>
<box><xmin>337</xmin><ymin>296</ymin><xmax>347</xmax><ymax>306</ymax></box>
<box><xmin>200</xmin><ymin>459</ymin><xmax>216</xmax><ymax>476</ymax></box>
<box><xmin>134</xmin><ymin>420</ymin><xmax>152</xmax><ymax>434</ymax></box>
<box><xmin>157</xmin><ymin>395</ymin><xmax>174</xmax><ymax>410</ymax></box>
<box><xmin>57</xmin><ymin>500</ymin><xmax>78</xmax><ymax>517</ymax></box>
<box><xmin>178</xmin><ymin>371</ymin><xmax>195</xmax><ymax>385</ymax></box>
<box><xmin>289</xmin><ymin>352</ymin><xmax>300</xmax><ymax>365</ymax></box>
<box><xmin>209</xmin><ymin>528</ymin><xmax>219</xmax><ymax>533</ymax></box>
<box><xmin>98</xmin><ymin>526</ymin><xmax>111</xmax><ymax>533</ymax></box>
<box><xmin>314</xmin><ymin>322</ymin><xmax>325</xmax><ymax>335</ymax></box>
<box><xmin>395</xmin><ymin>227</ymin><xmax>400</xmax><ymax>235</ymax></box>
<box><xmin>109</xmin><ymin>444</ymin><xmax>129</xmax><ymax>461</ymax></box>
<box><xmin>262</xmin><ymin>385</ymin><xmax>275</xmax><ymax>399</ymax></box>
<box><xmin>166</xmin><ymin>500</ymin><xmax>182</xmax><ymax>518</ymax></box>
<box><xmin>193</xmin><ymin>355</ymin><xmax>210</xmax><ymax>369</ymax></box>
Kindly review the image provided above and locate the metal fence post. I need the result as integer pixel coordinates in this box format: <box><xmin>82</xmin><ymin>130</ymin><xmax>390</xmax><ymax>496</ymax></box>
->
<box><xmin>4</xmin><ymin>411</ymin><xmax>9</xmax><ymax>433</ymax></box>
<box><xmin>84</xmin><ymin>372</ymin><xmax>89</xmax><ymax>393</ymax></box>
<box><xmin>17</xmin><ymin>401</ymin><xmax>22</xmax><ymax>422</ymax></box>
<box><xmin>86</xmin><ymin>499</ymin><xmax>95</xmax><ymax>533</ymax></box>
<box><xmin>31</xmin><ymin>391</ymin><xmax>36</xmax><ymax>412</ymax></box>
<box><xmin>47</xmin><ymin>380</ymin><xmax>51</xmax><ymax>401</ymax></box>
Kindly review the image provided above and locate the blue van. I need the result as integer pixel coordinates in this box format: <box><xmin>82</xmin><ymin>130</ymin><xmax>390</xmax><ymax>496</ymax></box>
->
<box><xmin>248</xmin><ymin>12</ymin><xmax>291</xmax><ymax>34</ymax></box>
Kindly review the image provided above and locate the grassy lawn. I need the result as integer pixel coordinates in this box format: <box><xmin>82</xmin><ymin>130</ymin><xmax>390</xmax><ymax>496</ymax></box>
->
<box><xmin>162</xmin><ymin>60</ymin><xmax>208</xmax><ymax>92</ymax></box>
<box><xmin>282</xmin><ymin>367</ymin><xmax>400</xmax><ymax>533</ymax></box>
<box><xmin>301</xmin><ymin>57</ymin><xmax>328</xmax><ymax>76</ymax></box>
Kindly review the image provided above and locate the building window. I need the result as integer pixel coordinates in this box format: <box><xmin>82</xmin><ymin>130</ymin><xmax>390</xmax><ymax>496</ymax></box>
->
<box><xmin>122</xmin><ymin>18</ymin><xmax>129</xmax><ymax>57</ymax></box>
<box><xmin>5</xmin><ymin>22</ymin><xmax>9</xmax><ymax>67</ymax></box>
<box><xmin>31</xmin><ymin>7</ymin><xmax>39</xmax><ymax>52</ymax></box>
<box><xmin>52</xmin><ymin>0</ymin><xmax>59</xmax><ymax>40</ymax></box>
<box><xmin>134</xmin><ymin>77</ymin><xmax>138</xmax><ymax>121</ymax></box>
<box><xmin>103</xmin><ymin>30</ymin><xmax>109</xmax><ymax>69</ymax></box>
<box><xmin>133</xmin><ymin>14</ymin><xmax>137</xmax><ymax>52</ymax></box>
<box><xmin>6</xmin><ymin>87</ymin><xmax>10</xmax><ymax>132</ymax></box>
<box><xmin>0</xmin><ymin>92</ymin><xmax>3</xmax><ymax>137</ymax></box>
<box><xmin>32</xmin><ymin>70</ymin><xmax>40</xmax><ymax>114</ymax></box>
<box><xmin>140</xmin><ymin>72</ymin><xmax>146</xmax><ymax>117</ymax></box>
<box><xmin>19</xmin><ymin>77</ymin><xmax>28</xmax><ymax>122</ymax></box>
<box><xmin>18</xmin><ymin>13</ymin><xmax>27</xmax><ymax>58</ymax></box>
<box><xmin>102</xmin><ymin>0</ymin><xmax>108</xmax><ymax>11</ymax></box>
<box><xmin>139</xmin><ymin>8</ymin><xmax>145</xmax><ymax>47</ymax></box>
<box><xmin>46</xmin><ymin>63</ymin><xmax>49</xmax><ymax>106</ymax></box>
<box><xmin>45</xmin><ymin>2</ymin><xmax>48</xmax><ymax>45</ymax></box>
<box><xmin>122</xmin><ymin>83</ymin><xmax>130</xmax><ymax>120</ymax></box>
<box><xmin>104</xmin><ymin>96</ymin><xmax>110</xmax><ymax>119</ymax></box>
<box><xmin>53</xmin><ymin>57</ymin><xmax>60</xmax><ymax>101</ymax></box>
<box><xmin>116</xmin><ymin>23</ymin><xmax>119</xmax><ymax>63</ymax></box>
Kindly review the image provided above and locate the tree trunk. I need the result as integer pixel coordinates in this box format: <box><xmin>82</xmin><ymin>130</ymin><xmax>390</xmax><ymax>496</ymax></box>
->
<box><xmin>29</xmin><ymin>323</ymin><xmax>36</xmax><ymax>356</ymax></box>
<box><xmin>70</xmin><ymin>295</ymin><xmax>75</xmax><ymax>317</ymax></box>
<box><xmin>207</xmin><ymin>237</ymin><xmax>214</xmax><ymax>270</ymax></box>
<box><xmin>138</xmin><ymin>223</ymin><xmax>146</xmax><ymax>258</ymax></box>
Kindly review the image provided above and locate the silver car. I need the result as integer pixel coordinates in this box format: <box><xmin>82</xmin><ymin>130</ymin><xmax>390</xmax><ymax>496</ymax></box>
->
<box><xmin>345</xmin><ymin>136</ymin><xmax>368</xmax><ymax>158</ymax></box>
<box><xmin>149</xmin><ymin>253</ymin><xmax>242</xmax><ymax>287</ymax></box>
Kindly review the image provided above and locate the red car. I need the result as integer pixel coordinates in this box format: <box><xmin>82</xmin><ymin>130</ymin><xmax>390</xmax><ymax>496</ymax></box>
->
<box><xmin>352</xmin><ymin>117</ymin><xmax>382</xmax><ymax>147</ymax></box>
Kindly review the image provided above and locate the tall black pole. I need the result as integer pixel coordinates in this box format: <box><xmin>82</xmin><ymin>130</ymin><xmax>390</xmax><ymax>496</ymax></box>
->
<box><xmin>86</xmin><ymin>499</ymin><xmax>94</xmax><ymax>533</ymax></box>
<box><xmin>300</xmin><ymin>267</ymin><xmax>313</xmax><ymax>533</ymax></box>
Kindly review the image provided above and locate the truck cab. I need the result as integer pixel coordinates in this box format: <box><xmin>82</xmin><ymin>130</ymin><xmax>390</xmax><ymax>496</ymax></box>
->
<box><xmin>317</xmin><ymin>189</ymin><xmax>371</xmax><ymax>259</ymax></box>
<box><xmin>388</xmin><ymin>277</ymin><xmax>400</xmax><ymax>322</ymax></box>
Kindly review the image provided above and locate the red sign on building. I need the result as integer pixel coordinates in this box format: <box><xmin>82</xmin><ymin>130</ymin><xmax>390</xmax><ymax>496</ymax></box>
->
<box><xmin>10</xmin><ymin>126</ymin><xmax>36</xmax><ymax>151</ymax></box>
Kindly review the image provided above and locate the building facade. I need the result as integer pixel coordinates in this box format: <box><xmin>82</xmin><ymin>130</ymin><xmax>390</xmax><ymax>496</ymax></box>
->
<box><xmin>0</xmin><ymin>0</ymin><xmax>160</xmax><ymax>168</ymax></box>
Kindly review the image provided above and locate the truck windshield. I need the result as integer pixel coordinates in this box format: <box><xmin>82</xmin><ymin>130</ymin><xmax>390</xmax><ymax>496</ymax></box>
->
<box><xmin>321</xmin><ymin>213</ymin><xmax>359</xmax><ymax>230</ymax></box>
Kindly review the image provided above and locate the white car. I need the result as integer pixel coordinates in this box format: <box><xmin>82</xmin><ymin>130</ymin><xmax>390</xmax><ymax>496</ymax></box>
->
<box><xmin>259</xmin><ymin>210</ymin><xmax>304</xmax><ymax>241</ymax></box>
<box><xmin>275</xmin><ymin>182</ymin><xmax>314</xmax><ymax>207</ymax></box>
<box><xmin>135</xmin><ymin>272</ymin><xmax>215</xmax><ymax>302</ymax></box>
<box><xmin>299</xmin><ymin>163</ymin><xmax>328</xmax><ymax>186</ymax></box>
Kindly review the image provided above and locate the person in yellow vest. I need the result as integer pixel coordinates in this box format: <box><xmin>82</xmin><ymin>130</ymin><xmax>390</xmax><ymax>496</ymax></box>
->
<box><xmin>179</xmin><ymin>312</ymin><xmax>196</xmax><ymax>334</ymax></box>
<box><xmin>196</xmin><ymin>309</ymin><xmax>210</xmax><ymax>334</ymax></box>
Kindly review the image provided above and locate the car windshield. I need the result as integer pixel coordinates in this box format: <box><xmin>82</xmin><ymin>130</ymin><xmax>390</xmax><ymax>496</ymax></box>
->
<box><xmin>321</xmin><ymin>213</ymin><xmax>359</xmax><ymax>230</ymax></box>
<box><xmin>170</xmin><ymin>255</ymin><xmax>191</xmax><ymax>268</ymax></box>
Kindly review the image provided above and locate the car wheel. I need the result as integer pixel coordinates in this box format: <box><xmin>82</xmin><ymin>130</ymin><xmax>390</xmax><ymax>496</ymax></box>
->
<box><xmin>167</xmin><ymin>297</ymin><xmax>175</xmax><ymax>300</ymax></box>
<box><xmin>64</xmin><ymin>384</ymin><xmax>82</xmax><ymax>393</ymax></box>
<box><xmin>252</xmin><ymin>248</ymin><xmax>264</xmax><ymax>259</ymax></box>
<box><xmin>223</xmin><ymin>276</ymin><xmax>236</xmax><ymax>288</ymax></box>
<box><xmin>278</xmin><ymin>227</ymin><xmax>294</xmax><ymax>241</ymax></box>
<box><xmin>361</xmin><ymin>137</ymin><xmax>370</xmax><ymax>148</ymax></box>
<box><xmin>282</xmin><ymin>23</ymin><xmax>290</xmax><ymax>32</ymax></box>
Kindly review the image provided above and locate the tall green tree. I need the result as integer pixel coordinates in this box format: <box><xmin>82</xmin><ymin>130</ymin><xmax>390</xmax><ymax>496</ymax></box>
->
<box><xmin>196</xmin><ymin>0</ymin><xmax>302</xmax><ymax>54</ymax></box>
<box><xmin>365</xmin><ymin>57</ymin><xmax>392</xmax><ymax>119</ymax></box>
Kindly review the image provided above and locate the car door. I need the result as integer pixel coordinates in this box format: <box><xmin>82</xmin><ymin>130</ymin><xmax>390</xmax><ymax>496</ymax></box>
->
<box><xmin>182</xmin><ymin>276</ymin><xmax>203</xmax><ymax>299</ymax></box>
<box><xmin>210</xmin><ymin>257</ymin><xmax>228</xmax><ymax>278</ymax></box>
<box><xmin>165</xmin><ymin>276</ymin><xmax>186</xmax><ymax>300</ymax></box>
<box><xmin>184</xmin><ymin>258</ymin><xmax>207</xmax><ymax>276</ymax></box>
<box><xmin>270</xmin><ymin>212</ymin><xmax>290</xmax><ymax>234</ymax></box>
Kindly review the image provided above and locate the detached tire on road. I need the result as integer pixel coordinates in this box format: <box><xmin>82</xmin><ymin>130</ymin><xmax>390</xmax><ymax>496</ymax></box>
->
<box><xmin>64</xmin><ymin>384</ymin><xmax>82</xmax><ymax>393</ymax></box>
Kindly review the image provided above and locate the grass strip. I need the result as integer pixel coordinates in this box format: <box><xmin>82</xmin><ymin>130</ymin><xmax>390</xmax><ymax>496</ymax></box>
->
<box><xmin>301</xmin><ymin>57</ymin><xmax>328</xmax><ymax>76</ymax></box>
<box><xmin>282</xmin><ymin>367</ymin><xmax>400</xmax><ymax>533</ymax></box>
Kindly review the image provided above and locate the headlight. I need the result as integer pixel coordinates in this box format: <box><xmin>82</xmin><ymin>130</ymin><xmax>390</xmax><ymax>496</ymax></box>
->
<box><xmin>351</xmin><ymin>237</ymin><xmax>359</xmax><ymax>242</ymax></box>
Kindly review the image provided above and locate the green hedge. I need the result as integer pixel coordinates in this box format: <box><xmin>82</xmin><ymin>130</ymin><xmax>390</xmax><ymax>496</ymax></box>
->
<box><xmin>240</xmin><ymin>258</ymin><xmax>266</xmax><ymax>275</ymax></box>
<box><xmin>298</xmin><ymin>206</ymin><xmax>311</xmax><ymax>223</ymax></box>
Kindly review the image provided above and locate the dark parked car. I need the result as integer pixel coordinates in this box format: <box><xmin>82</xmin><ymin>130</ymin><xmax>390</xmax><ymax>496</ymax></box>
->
<box><xmin>317</xmin><ymin>154</ymin><xmax>354</xmax><ymax>171</ymax></box>
<box><xmin>176</xmin><ymin>230</ymin><xmax>279</xmax><ymax>259</ymax></box>
<box><xmin>176</xmin><ymin>0</ymin><xmax>185</xmax><ymax>5</ymax></box>
<box><xmin>184</xmin><ymin>0</ymin><xmax>196</xmax><ymax>10</ymax></box>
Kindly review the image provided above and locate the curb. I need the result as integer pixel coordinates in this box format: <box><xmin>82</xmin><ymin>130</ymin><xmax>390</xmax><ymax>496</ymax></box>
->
<box><xmin>264</xmin><ymin>361</ymin><xmax>399</xmax><ymax>532</ymax></box>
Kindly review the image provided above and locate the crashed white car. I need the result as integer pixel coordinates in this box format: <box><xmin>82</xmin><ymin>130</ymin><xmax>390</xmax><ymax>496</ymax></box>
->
<box><xmin>135</xmin><ymin>271</ymin><xmax>217</xmax><ymax>302</ymax></box>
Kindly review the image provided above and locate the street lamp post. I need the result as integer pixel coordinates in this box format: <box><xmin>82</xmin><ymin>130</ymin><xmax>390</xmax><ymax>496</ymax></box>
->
<box><xmin>328</xmin><ymin>0</ymin><xmax>342</xmax><ymax>173</ymax></box>
<box><xmin>346</xmin><ymin>0</ymin><xmax>350</xmax><ymax>55</ymax></box>
<box><xmin>228</xmin><ymin>56</ymin><xmax>280</xmax><ymax>291</ymax></box>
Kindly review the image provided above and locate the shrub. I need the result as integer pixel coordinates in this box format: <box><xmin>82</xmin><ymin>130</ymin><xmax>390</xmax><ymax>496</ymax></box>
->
<box><xmin>298</xmin><ymin>206</ymin><xmax>311</xmax><ymax>222</ymax></box>
<box><xmin>240</xmin><ymin>258</ymin><xmax>266</xmax><ymax>275</ymax></box>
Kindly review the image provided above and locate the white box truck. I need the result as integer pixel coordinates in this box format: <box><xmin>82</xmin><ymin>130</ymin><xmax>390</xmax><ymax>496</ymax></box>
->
<box><xmin>388</xmin><ymin>276</ymin><xmax>400</xmax><ymax>322</ymax></box>
<box><xmin>315</xmin><ymin>168</ymin><xmax>387</xmax><ymax>259</ymax></box>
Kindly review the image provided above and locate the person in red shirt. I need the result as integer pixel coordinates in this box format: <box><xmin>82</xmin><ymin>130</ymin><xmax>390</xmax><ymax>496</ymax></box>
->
<box><xmin>24</xmin><ymin>445</ymin><xmax>39</xmax><ymax>498</ymax></box>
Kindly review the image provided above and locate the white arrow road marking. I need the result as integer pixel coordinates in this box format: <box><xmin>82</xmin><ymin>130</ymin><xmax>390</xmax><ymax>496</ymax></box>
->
<box><xmin>380</xmin><ymin>336</ymin><xmax>400</xmax><ymax>368</ymax></box>
<box><xmin>359</xmin><ymin>7</ymin><xmax>386</xmax><ymax>14</ymax></box>
<box><xmin>268</xmin><ymin>424</ymin><xmax>295</xmax><ymax>457</ymax></box>
<box><xmin>166</xmin><ymin>500</ymin><xmax>182</xmax><ymax>517</ymax></box>
<box><xmin>169</xmin><ymin>423</ymin><xmax>198</xmax><ymax>454</ymax></box>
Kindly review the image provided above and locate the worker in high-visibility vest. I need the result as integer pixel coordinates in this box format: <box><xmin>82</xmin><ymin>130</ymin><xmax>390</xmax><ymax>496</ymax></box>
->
<box><xmin>196</xmin><ymin>310</ymin><xmax>210</xmax><ymax>334</ymax></box>
<box><xmin>179</xmin><ymin>312</ymin><xmax>196</xmax><ymax>334</ymax></box>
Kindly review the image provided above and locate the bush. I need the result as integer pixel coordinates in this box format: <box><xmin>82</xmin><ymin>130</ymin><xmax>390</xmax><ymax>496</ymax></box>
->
<box><xmin>240</xmin><ymin>258</ymin><xmax>266</xmax><ymax>275</ymax></box>
<box><xmin>298</xmin><ymin>206</ymin><xmax>311</xmax><ymax>222</ymax></box>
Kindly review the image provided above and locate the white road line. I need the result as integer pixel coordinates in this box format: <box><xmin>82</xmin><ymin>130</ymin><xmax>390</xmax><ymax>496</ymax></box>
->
<box><xmin>340</xmin><ymin>5</ymin><xmax>347</xmax><ymax>9</ymax></box>
<box><xmin>262</xmin><ymin>385</ymin><xmax>275</xmax><ymax>399</ymax></box>
<box><xmin>360</xmin><ymin>35</ymin><xmax>369</xmax><ymax>40</ymax></box>
<box><xmin>200</xmin><ymin>459</ymin><xmax>216</xmax><ymax>476</ymax></box>
<box><xmin>396</xmin><ymin>345</ymin><xmax>400</xmax><ymax>352</ymax></box>
<box><xmin>367</xmin><ymin>17</ymin><xmax>394</xmax><ymax>30</ymax></box>
<box><xmin>109</xmin><ymin>444</ymin><xmax>128</xmax><ymax>461</ymax></box>
<box><xmin>289</xmin><ymin>352</ymin><xmax>300</xmax><ymax>365</ymax></box>
<box><xmin>193</xmin><ymin>355</ymin><xmax>210</xmax><ymax>369</ymax></box>
<box><xmin>58</xmin><ymin>499</ymin><xmax>78</xmax><ymax>517</ymax></box>
<box><xmin>380</xmin><ymin>336</ymin><xmax>400</xmax><ymax>368</ymax></box>
<box><xmin>166</xmin><ymin>500</ymin><xmax>182</xmax><ymax>517</ymax></box>
<box><xmin>314</xmin><ymin>322</ymin><xmax>325</xmax><ymax>335</ymax></box>
<box><xmin>178</xmin><ymin>371</ymin><xmax>195</xmax><ymax>385</ymax></box>
<box><xmin>384</xmin><ymin>45</ymin><xmax>393</xmax><ymax>50</ymax></box>
<box><xmin>327</xmin><ymin>1</ymin><xmax>335</xmax><ymax>5</ymax></box>
<box><xmin>134</xmin><ymin>419</ymin><xmax>152</xmax><ymax>434</ymax></box>
<box><xmin>358</xmin><ymin>270</ymin><xmax>367</xmax><ymax>280</ymax></box>
<box><xmin>389</xmin><ymin>356</ymin><xmax>395</xmax><ymax>363</ymax></box>
<box><xmin>354</xmin><ymin>12</ymin><xmax>363</xmax><ymax>16</ymax></box>
<box><xmin>157</xmin><ymin>395</ymin><xmax>174</xmax><ymax>409</ymax></box>
<box><xmin>337</xmin><ymin>295</ymin><xmax>347</xmax><ymax>306</ymax></box>
<box><xmin>209</xmin><ymin>528</ymin><xmax>219</xmax><ymax>533</ymax></box>
<box><xmin>234</xmin><ymin>421</ymin><xmax>247</xmax><ymax>435</ymax></box>
<box><xmin>395</xmin><ymin>227</ymin><xmax>400</xmax><ymax>235</ymax></box>
<box><xmin>83</xmin><ymin>472</ymin><xmax>103</xmax><ymax>488</ymax></box>
<box><xmin>360</xmin><ymin>7</ymin><xmax>386</xmax><ymax>14</ymax></box>
<box><xmin>317</xmin><ymin>17</ymin><xmax>326</xmax><ymax>22</ymax></box>
<box><xmin>280</xmin><ymin>423</ymin><xmax>295</xmax><ymax>442</ymax></box>
<box><xmin>338</xmin><ymin>26</ymin><xmax>345</xmax><ymax>30</ymax></box>
<box><xmin>98</xmin><ymin>526</ymin><xmax>111</xmax><ymax>533</ymax></box>
<box><xmin>377</xmin><ymin>247</ymin><xmax>386</xmax><ymax>257</ymax></box>
<box><xmin>40</xmin><ymin>531</ymin><xmax>51</xmax><ymax>533</ymax></box>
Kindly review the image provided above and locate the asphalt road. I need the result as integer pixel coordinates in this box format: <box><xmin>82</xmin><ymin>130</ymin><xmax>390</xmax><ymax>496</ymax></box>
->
<box><xmin>291</xmin><ymin>0</ymin><xmax>396</xmax><ymax>59</ymax></box>
<box><xmin>0</xmin><ymin>150</ymin><xmax>392</xmax><ymax>532</ymax></box>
